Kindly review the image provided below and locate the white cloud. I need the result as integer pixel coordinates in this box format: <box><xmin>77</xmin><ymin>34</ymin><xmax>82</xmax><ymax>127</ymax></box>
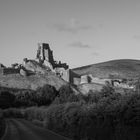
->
<box><xmin>53</xmin><ymin>18</ymin><xmax>92</xmax><ymax>33</ymax></box>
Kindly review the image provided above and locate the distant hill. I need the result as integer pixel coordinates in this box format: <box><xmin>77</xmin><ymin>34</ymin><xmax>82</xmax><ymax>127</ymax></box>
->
<box><xmin>72</xmin><ymin>59</ymin><xmax>140</xmax><ymax>79</ymax></box>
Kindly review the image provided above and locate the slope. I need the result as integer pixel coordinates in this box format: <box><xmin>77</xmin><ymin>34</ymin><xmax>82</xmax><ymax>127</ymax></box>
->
<box><xmin>0</xmin><ymin>73</ymin><xmax>67</xmax><ymax>91</ymax></box>
<box><xmin>72</xmin><ymin>59</ymin><xmax>140</xmax><ymax>79</ymax></box>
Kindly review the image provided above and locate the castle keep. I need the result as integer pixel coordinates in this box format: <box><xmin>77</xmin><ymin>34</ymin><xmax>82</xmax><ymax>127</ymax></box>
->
<box><xmin>35</xmin><ymin>43</ymin><xmax>69</xmax><ymax>81</ymax></box>
<box><xmin>36</xmin><ymin>43</ymin><xmax>69</xmax><ymax>70</ymax></box>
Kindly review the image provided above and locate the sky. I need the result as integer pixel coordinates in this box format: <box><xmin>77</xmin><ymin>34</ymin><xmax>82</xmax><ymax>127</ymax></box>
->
<box><xmin>0</xmin><ymin>0</ymin><xmax>140</xmax><ymax>68</ymax></box>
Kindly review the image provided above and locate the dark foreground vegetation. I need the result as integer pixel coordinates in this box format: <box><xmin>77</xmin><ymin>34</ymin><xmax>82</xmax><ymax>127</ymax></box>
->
<box><xmin>0</xmin><ymin>84</ymin><xmax>140</xmax><ymax>140</ymax></box>
<box><xmin>0</xmin><ymin>109</ymin><xmax>5</xmax><ymax>139</ymax></box>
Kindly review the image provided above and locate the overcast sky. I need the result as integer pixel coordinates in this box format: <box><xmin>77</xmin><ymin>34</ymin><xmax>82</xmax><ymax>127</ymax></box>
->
<box><xmin>0</xmin><ymin>0</ymin><xmax>140</xmax><ymax>68</ymax></box>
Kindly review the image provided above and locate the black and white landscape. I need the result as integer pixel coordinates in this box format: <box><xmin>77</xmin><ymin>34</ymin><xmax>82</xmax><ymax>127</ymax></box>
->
<box><xmin>0</xmin><ymin>0</ymin><xmax>140</xmax><ymax>140</ymax></box>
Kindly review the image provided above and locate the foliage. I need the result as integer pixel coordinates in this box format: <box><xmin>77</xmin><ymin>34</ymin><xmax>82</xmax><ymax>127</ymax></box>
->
<box><xmin>13</xmin><ymin>91</ymin><xmax>37</xmax><ymax>107</ymax></box>
<box><xmin>0</xmin><ymin>91</ymin><xmax>15</xmax><ymax>109</ymax></box>
<box><xmin>53</xmin><ymin>84</ymin><xmax>79</xmax><ymax>104</ymax></box>
<box><xmin>36</xmin><ymin>84</ymin><xmax>58</xmax><ymax>105</ymax></box>
<box><xmin>0</xmin><ymin>117</ymin><xmax>5</xmax><ymax>139</ymax></box>
<box><xmin>13</xmin><ymin>84</ymin><xmax>58</xmax><ymax>107</ymax></box>
<box><xmin>100</xmin><ymin>82</ymin><xmax>115</xmax><ymax>97</ymax></box>
<box><xmin>1</xmin><ymin>84</ymin><xmax>140</xmax><ymax>140</ymax></box>
<box><xmin>3</xmin><ymin>108</ymin><xmax>24</xmax><ymax>118</ymax></box>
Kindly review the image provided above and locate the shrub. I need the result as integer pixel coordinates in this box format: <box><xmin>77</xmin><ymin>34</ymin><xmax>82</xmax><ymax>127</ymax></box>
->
<box><xmin>0</xmin><ymin>112</ymin><xmax>5</xmax><ymax>139</ymax></box>
<box><xmin>84</xmin><ymin>90</ymin><xmax>102</xmax><ymax>104</ymax></box>
<box><xmin>13</xmin><ymin>85</ymin><xmax>58</xmax><ymax>107</ymax></box>
<box><xmin>44</xmin><ymin>103</ymin><xmax>84</xmax><ymax>139</ymax></box>
<box><xmin>24</xmin><ymin>107</ymin><xmax>48</xmax><ymax>121</ymax></box>
<box><xmin>3</xmin><ymin>108</ymin><xmax>24</xmax><ymax>118</ymax></box>
<box><xmin>36</xmin><ymin>85</ymin><xmax>58</xmax><ymax>105</ymax></box>
<box><xmin>53</xmin><ymin>84</ymin><xmax>79</xmax><ymax>104</ymax></box>
<box><xmin>2</xmin><ymin>86</ymin><xmax>140</xmax><ymax>140</ymax></box>
<box><xmin>13</xmin><ymin>91</ymin><xmax>37</xmax><ymax>107</ymax></box>
<box><xmin>100</xmin><ymin>83</ymin><xmax>115</xmax><ymax>97</ymax></box>
<box><xmin>0</xmin><ymin>91</ymin><xmax>15</xmax><ymax>109</ymax></box>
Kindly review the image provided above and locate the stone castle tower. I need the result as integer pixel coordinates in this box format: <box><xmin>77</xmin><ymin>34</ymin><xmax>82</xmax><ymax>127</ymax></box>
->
<box><xmin>36</xmin><ymin>43</ymin><xmax>70</xmax><ymax>82</ymax></box>
<box><xmin>36</xmin><ymin>43</ymin><xmax>54</xmax><ymax>66</ymax></box>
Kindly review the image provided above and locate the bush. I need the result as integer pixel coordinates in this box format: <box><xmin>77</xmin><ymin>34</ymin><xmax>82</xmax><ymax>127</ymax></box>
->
<box><xmin>13</xmin><ymin>91</ymin><xmax>37</xmax><ymax>107</ymax></box>
<box><xmin>101</xmin><ymin>83</ymin><xmax>115</xmax><ymax>97</ymax></box>
<box><xmin>53</xmin><ymin>85</ymin><xmax>79</xmax><ymax>104</ymax></box>
<box><xmin>3</xmin><ymin>92</ymin><xmax>140</xmax><ymax>140</ymax></box>
<box><xmin>0</xmin><ymin>111</ymin><xmax>5</xmax><ymax>139</ymax></box>
<box><xmin>44</xmin><ymin>103</ymin><xmax>84</xmax><ymax>139</ymax></box>
<box><xmin>3</xmin><ymin>108</ymin><xmax>24</xmax><ymax>118</ymax></box>
<box><xmin>0</xmin><ymin>91</ymin><xmax>15</xmax><ymax>109</ymax></box>
<box><xmin>24</xmin><ymin>107</ymin><xmax>48</xmax><ymax>121</ymax></box>
<box><xmin>36</xmin><ymin>85</ymin><xmax>58</xmax><ymax>105</ymax></box>
<box><xmin>13</xmin><ymin>85</ymin><xmax>58</xmax><ymax>107</ymax></box>
<box><xmin>2</xmin><ymin>86</ymin><xmax>140</xmax><ymax>140</ymax></box>
<box><xmin>83</xmin><ymin>90</ymin><xmax>102</xmax><ymax>104</ymax></box>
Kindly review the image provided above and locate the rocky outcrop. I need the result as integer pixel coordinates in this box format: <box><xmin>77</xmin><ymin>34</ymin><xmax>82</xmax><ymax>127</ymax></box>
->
<box><xmin>23</xmin><ymin>59</ymin><xmax>51</xmax><ymax>75</ymax></box>
<box><xmin>20</xmin><ymin>69</ymin><xmax>27</xmax><ymax>76</ymax></box>
<box><xmin>0</xmin><ymin>72</ymin><xmax>68</xmax><ymax>90</ymax></box>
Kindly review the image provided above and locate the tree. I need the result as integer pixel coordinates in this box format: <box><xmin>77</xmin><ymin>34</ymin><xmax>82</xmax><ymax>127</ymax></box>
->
<box><xmin>53</xmin><ymin>84</ymin><xmax>78</xmax><ymax>104</ymax></box>
<box><xmin>36</xmin><ymin>85</ymin><xmax>58</xmax><ymax>105</ymax></box>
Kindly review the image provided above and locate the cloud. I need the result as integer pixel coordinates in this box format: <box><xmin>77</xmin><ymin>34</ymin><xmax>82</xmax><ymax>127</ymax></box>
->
<box><xmin>53</xmin><ymin>18</ymin><xmax>92</xmax><ymax>33</ymax></box>
<box><xmin>69</xmin><ymin>41</ymin><xmax>91</xmax><ymax>48</ymax></box>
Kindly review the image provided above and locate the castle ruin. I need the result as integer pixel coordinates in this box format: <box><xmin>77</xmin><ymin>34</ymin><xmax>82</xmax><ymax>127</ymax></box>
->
<box><xmin>0</xmin><ymin>43</ymin><xmax>136</xmax><ymax>91</ymax></box>
<box><xmin>35</xmin><ymin>43</ymin><xmax>70</xmax><ymax>81</ymax></box>
<box><xmin>36</xmin><ymin>43</ymin><xmax>69</xmax><ymax>70</ymax></box>
<box><xmin>0</xmin><ymin>43</ymin><xmax>70</xmax><ymax>81</ymax></box>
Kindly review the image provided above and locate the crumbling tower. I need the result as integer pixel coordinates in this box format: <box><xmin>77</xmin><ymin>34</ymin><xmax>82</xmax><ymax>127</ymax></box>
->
<box><xmin>36</xmin><ymin>43</ymin><xmax>69</xmax><ymax>81</ymax></box>
<box><xmin>36</xmin><ymin>43</ymin><xmax>54</xmax><ymax>66</ymax></box>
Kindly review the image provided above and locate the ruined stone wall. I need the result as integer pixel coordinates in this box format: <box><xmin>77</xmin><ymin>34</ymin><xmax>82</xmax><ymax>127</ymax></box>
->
<box><xmin>54</xmin><ymin>62</ymin><xmax>69</xmax><ymax>70</ymax></box>
<box><xmin>61</xmin><ymin>69</ymin><xmax>70</xmax><ymax>82</ymax></box>
<box><xmin>73</xmin><ymin>78</ymin><xmax>81</xmax><ymax>85</ymax></box>
<box><xmin>88</xmin><ymin>75</ymin><xmax>112</xmax><ymax>85</ymax></box>
<box><xmin>42</xmin><ymin>43</ymin><xmax>54</xmax><ymax>64</ymax></box>
<box><xmin>80</xmin><ymin>75</ymin><xmax>89</xmax><ymax>84</ymax></box>
<box><xmin>113</xmin><ymin>81</ymin><xmax>135</xmax><ymax>89</ymax></box>
<box><xmin>69</xmin><ymin>70</ymin><xmax>80</xmax><ymax>84</ymax></box>
<box><xmin>37</xmin><ymin>43</ymin><xmax>69</xmax><ymax>71</ymax></box>
<box><xmin>55</xmin><ymin>68</ymin><xmax>70</xmax><ymax>82</ymax></box>
<box><xmin>0</xmin><ymin>68</ymin><xmax>19</xmax><ymax>75</ymax></box>
<box><xmin>37</xmin><ymin>43</ymin><xmax>55</xmax><ymax>66</ymax></box>
<box><xmin>44</xmin><ymin>48</ymin><xmax>49</xmax><ymax>61</ymax></box>
<box><xmin>55</xmin><ymin>68</ymin><xmax>81</xmax><ymax>83</ymax></box>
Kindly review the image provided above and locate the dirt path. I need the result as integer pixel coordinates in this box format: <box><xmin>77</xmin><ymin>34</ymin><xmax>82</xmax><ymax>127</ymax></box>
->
<box><xmin>2</xmin><ymin>119</ymin><xmax>70</xmax><ymax>140</ymax></box>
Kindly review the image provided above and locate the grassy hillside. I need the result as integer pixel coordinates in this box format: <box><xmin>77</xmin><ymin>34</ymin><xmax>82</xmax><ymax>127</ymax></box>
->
<box><xmin>0</xmin><ymin>73</ymin><xmax>67</xmax><ymax>91</ymax></box>
<box><xmin>73</xmin><ymin>59</ymin><xmax>140</xmax><ymax>79</ymax></box>
<box><xmin>0</xmin><ymin>59</ymin><xmax>69</xmax><ymax>91</ymax></box>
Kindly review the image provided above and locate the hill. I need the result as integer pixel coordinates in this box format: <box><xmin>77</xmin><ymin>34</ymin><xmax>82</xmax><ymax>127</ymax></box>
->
<box><xmin>0</xmin><ymin>73</ymin><xmax>67</xmax><ymax>91</ymax></box>
<box><xmin>72</xmin><ymin>59</ymin><xmax>140</xmax><ymax>79</ymax></box>
<box><xmin>0</xmin><ymin>57</ymin><xmax>69</xmax><ymax>91</ymax></box>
